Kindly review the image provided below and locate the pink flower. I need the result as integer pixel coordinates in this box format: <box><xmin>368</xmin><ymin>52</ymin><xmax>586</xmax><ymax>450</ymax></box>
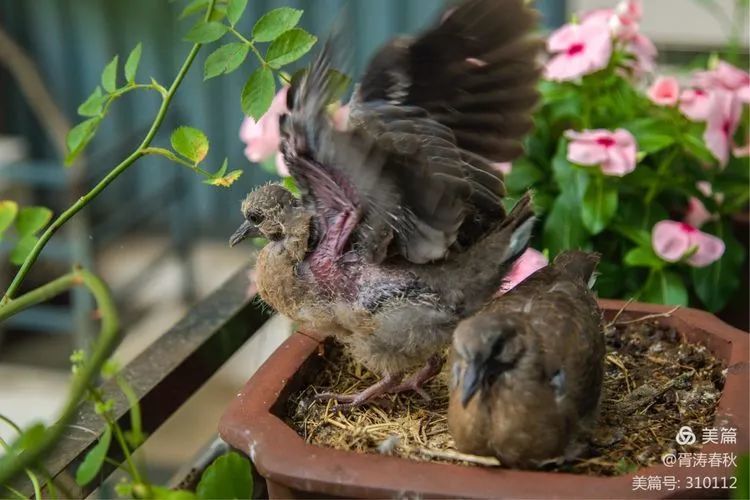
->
<box><xmin>648</xmin><ymin>76</ymin><xmax>680</xmax><ymax>106</ymax></box>
<box><xmin>684</xmin><ymin>197</ymin><xmax>713</xmax><ymax>228</ymax></box>
<box><xmin>492</xmin><ymin>162</ymin><xmax>513</xmax><ymax>176</ymax></box>
<box><xmin>545</xmin><ymin>19</ymin><xmax>612</xmax><ymax>81</ymax></box>
<box><xmin>696</xmin><ymin>181</ymin><xmax>725</xmax><ymax>205</ymax></box>
<box><xmin>627</xmin><ymin>33</ymin><xmax>657</xmax><ymax>74</ymax></box>
<box><xmin>679</xmin><ymin>88</ymin><xmax>713</xmax><ymax>121</ymax></box>
<box><xmin>611</xmin><ymin>0</ymin><xmax>642</xmax><ymax>39</ymax></box>
<box><xmin>652</xmin><ymin>220</ymin><xmax>725</xmax><ymax>267</ymax></box>
<box><xmin>565</xmin><ymin>128</ymin><xmax>638</xmax><ymax>176</ymax></box>
<box><xmin>704</xmin><ymin>90</ymin><xmax>742</xmax><ymax>167</ymax></box>
<box><xmin>615</xmin><ymin>0</ymin><xmax>643</xmax><ymax>23</ymax></box>
<box><xmin>499</xmin><ymin>248</ymin><xmax>548</xmax><ymax>293</ymax></box>
<box><xmin>239</xmin><ymin>87</ymin><xmax>289</xmax><ymax>163</ymax></box>
<box><xmin>693</xmin><ymin>61</ymin><xmax>750</xmax><ymax>103</ymax></box>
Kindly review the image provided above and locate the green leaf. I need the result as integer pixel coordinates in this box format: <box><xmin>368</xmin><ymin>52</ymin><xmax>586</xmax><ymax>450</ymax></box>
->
<box><xmin>179</xmin><ymin>0</ymin><xmax>209</xmax><ymax>19</ymax></box>
<box><xmin>623</xmin><ymin>118</ymin><xmax>675</xmax><ymax>154</ymax></box>
<box><xmin>196</xmin><ymin>452</ymin><xmax>253</xmax><ymax>500</ymax></box>
<box><xmin>581</xmin><ymin>179</ymin><xmax>618</xmax><ymax>234</ymax></box>
<box><xmin>151</xmin><ymin>487</ymin><xmax>197</xmax><ymax>499</ymax></box>
<box><xmin>552</xmin><ymin>138</ymin><xmax>590</xmax><ymax>199</ymax></box>
<box><xmin>639</xmin><ymin>269</ymin><xmax>688</xmax><ymax>306</ymax></box>
<box><xmin>0</xmin><ymin>200</ymin><xmax>19</xmax><ymax>236</ymax></box>
<box><xmin>265</xmin><ymin>28</ymin><xmax>317</xmax><ymax>68</ymax></box>
<box><xmin>226</xmin><ymin>0</ymin><xmax>248</xmax><ymax>26</ymax></box>
<box><xmin>682</xmin><ymin>131</ymin><xmax>716</xmax><ymax>164</ymax></box>
<box><xmin>101</xmin><ymin>55</ymin><xmax>119</xmax><ymax>93</ymax></box>
<box><xmin>624</xmin><ymin>246</ymin><xmax>663</xmax><ymax>269</ymax></box>
<box><xmin>15</xmin><ymin>206</ymin><xmax>52</xmax><ymax>237</ymax></box>
<box><xmin>78</xmin><ymin>86</ymin><xmax>107</xmax><ymax>117</ymax></box>
<box><xmin>692</xmin><ymin>223</ymin><xmax>744</xmax><ymax>312</ymax></box>
<box><xmin>241</xmin><ymin>66</ymin><xmax>275</xmax><ymax>120</ymax></box>
<box><xmin>171</xmin><ymin>126</ymin><xmax>209</xmax><ymax>163</ymax></box>
<box><xmin>184</xmin><ymin>21</ymin><xmax>228</xmax><ymax>43</ymax></box>
<box><xmin>124</xmin><ymin>43</ymin><xmax>142</xmax><ymax>83</ymax></box>
<box><xmin>65</xmin><ymin>117</ymin><xmax>100</xmax><ymax>165</ymax></box>
<box><xmin>504</xmin><ymin>158</ymin><xmax>545</xmax><ymax>194</ymax></box>
<box><xmin>75</xmin><ymin>426</ymin><xmax>112</xmax><ymax>486</ymax></box>
<box><xmin>282</xmin><ymin>176</ymin><xmax>300</xmax><ymax>197</ymax></box>
<box><xmin>205</xmin><ymin>169</ymin><xmax>243</xmax><ymax>187</ymax></box>
<box><xmin>252</xmin><ymin>7</ymin><xmax>303</xmax><ymax>42</ymax></box>
<box><xmin>543</xmin><ymin>193</ymin><xmax>590</xmax><ymax>256</ymax></box>
<box><xmin>204</xmin><ymin>43</ymin><xmax>249</xmax><ymax>80</ymax></box>
<box><xmin>734</xmin><ymin>454</ymin><xmax>750</xmax><ymax>500</ymax></box>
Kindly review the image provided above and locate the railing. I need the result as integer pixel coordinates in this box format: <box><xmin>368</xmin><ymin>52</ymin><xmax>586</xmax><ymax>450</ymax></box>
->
<box><xmin>8</xmin><ymin>266</ymin><xmax>270</xmax><ymax>498</ymax></box>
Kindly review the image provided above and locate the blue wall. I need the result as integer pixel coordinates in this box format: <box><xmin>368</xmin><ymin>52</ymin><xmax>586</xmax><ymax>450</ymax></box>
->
<box><xmin>1</xmin><ymin>0</ymin><xmax>564</xmax><ymax>237</ymax></box>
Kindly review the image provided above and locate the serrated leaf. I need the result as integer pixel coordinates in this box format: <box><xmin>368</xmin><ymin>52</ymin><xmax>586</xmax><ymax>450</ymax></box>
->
<box><xmin>124</xmin><ymin>43</ymin><xmax>142</xmax><ymax>83</ymax></box>
<box><xmin>241</xmin><ymin>66</ymin><xmax>275</xmax><ymax>120</ymax></box>
<box><xmin>252</xmin><ymin>7</ymin><xmax>303</xmax><ymax>42</ymax></box>
<box><xmin>101</xmin><ymin>55</ymin><xmax>119</xmax><ymax>93</ymax></box>
<box><xmin>65</xmin><ymin>117</ymin><xmax>100</xmax><ymax>166</ymax></box>
<box><xmin>265</xmin><ymin>28</ymin><xmax>316</xmax><ymax>68</ymax></box>
<box><xmin>624</xmin><ymin>246</ymin><xmax>663</xmax><ymax>269</ymax></box>
<box><xmin>78</xmin><ymin>86</ymin><xmax>107</xmax><ymax>117</ymax></box>
<box><xmin>171</xmin><ymin>126</ymin><xmax>209</xmax><ymax>163</ymax></box>
<box><xmin>0</xmin><ymin>200</ymin><xmax>19</xmax><ymax>236</ymax></box>
<box><xmin>204</xmin><ymin>43</ymin><xmax>249</xmax><ymax>80</ymax></box>
<box><xmin>184</xmin><ymin>21</ymin><xmax>228</xmax><ymax>43</ymax></box>
<box><xmin>581</xmin><ymin>180</ymin><xmax>618</xmax><ymax>234</ymax></box>
<box><xmin>226</xmin><ymin>0</ymin><xmax>248</xmax><ymax>26</ymax></box>
<box><xmin>205</xmin><ymin>169</ymin><xmax>243</xmax><ymax>187</ymax></box>
<box><xmin>639</xmin><ymin>269</ymin><xmax>688</xmax><ymax>306</ymax></box>
<box><xmin>196</xmin><ymin>452</ymin><xmax>253</xmax><ymax>499</ymax></box>
<box><xmin>75</xmin><ymin>426</ymin><xmax>112</xmax><ymax>486</ymax></box>
<box><xmin>10</xmin><ymin>234</ymin><xmax>37</xmax><ymax>266</ymax></box>
<box><xmin>179</xmin><ymin>0</ymin><xmax>208</xmax><ymax>19</ymax></box>
<box><xmin>16</xmin><ymin>206</ymin><xmax>52</xmax><ymax>237</ymax></box>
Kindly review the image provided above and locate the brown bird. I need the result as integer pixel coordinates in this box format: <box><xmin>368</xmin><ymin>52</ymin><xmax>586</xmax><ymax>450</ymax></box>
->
<box><xmin>448</xmin><ymin>251</ymin><xmax>605</xmax><ymax>468</ymax></box>
<box><xmin>230</xmin><ymin>0</ymin><xmax>542</xmax><ymax>408</ymax></box>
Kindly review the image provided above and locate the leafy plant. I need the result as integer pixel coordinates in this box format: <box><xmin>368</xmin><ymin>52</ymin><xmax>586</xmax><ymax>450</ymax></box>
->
<box><xmin>0</xmin><ymin>0</ymin><xmax>317</xmax><ymax>495</ymax></box>
<box><xmin>501</xmin><ymin>1</ymin><xmax>749</xmax><ymax>311</ymax></box>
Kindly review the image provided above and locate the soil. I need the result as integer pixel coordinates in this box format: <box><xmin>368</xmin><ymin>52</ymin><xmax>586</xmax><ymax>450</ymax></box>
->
<box><xmin>285</xmin><ymin>314</ymin><xmax>726</xmax><ymax>475</ymax></box>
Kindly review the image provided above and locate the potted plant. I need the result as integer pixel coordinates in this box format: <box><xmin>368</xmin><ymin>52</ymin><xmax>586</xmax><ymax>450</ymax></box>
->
<box><xmin>219</xmin><ymin>299</ymin><xmax>748</xmax><ymax>499</ymax></box>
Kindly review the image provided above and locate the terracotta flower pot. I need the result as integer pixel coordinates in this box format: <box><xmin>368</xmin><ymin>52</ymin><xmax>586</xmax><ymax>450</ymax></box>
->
<box><xmin>219</xmin><ymin>300</ymin><xmax>749</xmax><ymax>499</ymax></box>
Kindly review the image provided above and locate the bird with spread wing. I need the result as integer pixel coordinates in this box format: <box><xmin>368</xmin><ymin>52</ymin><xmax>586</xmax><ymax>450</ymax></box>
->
<box><xmin>230</xmin><ymin>0</ymin><xmax>542</xmax><ymax>408</ymax></box>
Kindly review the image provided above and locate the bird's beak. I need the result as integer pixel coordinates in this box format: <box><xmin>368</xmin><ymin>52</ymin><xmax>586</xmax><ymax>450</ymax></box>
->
<box><xmin>460</xmin><ymin>361</ymin><xmax>481</xmax><ymax>407</ymax></box>
<box><xmin>229</xmin><ymin>220</ymin><xmax>260</xmax><ymax>247</ymax></box>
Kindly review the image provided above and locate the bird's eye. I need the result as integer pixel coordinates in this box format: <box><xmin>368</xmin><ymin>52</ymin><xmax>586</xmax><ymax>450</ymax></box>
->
<box><xmin>249</xmin><ymin>212</ymin><xmax>262</xmax><ymax>224</ymax></box>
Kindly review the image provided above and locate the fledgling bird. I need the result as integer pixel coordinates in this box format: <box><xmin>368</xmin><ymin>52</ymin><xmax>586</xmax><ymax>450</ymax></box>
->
<box><xmin>230</xmin><ymin>0</ymin><xmax>542</xmax><ymax>407</ymax></box>
<box><xmin>448</xmin><ymin>251</ymin><xmax>605</xmax><ymax>468</ymax></box>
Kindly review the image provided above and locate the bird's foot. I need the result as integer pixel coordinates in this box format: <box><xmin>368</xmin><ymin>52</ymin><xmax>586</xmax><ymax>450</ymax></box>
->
<box><xmin>392</xmin><ymin>354</ymin><xmax>445</xmax><ymax>401</ymax></box>
<box><xmin>314</xmin><ymin>372</ymin><xmax>403</xmax><ymax>411</ymax></box>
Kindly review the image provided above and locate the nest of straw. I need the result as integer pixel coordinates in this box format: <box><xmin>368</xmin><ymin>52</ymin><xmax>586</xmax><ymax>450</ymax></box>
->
<box><xmin>285</xmin><ymin>314</ymin><xmax>725</xmax><ymax>475</ymax></box>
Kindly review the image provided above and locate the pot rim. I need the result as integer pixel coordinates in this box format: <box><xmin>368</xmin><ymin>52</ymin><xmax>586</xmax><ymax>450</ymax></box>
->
<box><xmin>219</xmin><ymin>299</ymin><xmax>749</xmax><ymax>499</ymax></box>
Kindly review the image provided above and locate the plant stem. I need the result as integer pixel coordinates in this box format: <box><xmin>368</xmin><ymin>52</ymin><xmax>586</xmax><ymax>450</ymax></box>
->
<box><xmin>0</xmin><ymin>269</ymin><xmax>119</xmax><ymax>486</ymax></box>
<box><xmin>0</xmin><ymin>0</ymin><xmax>216</xmax><ymax>304</ymax></box>
<box><xmin>142</xmin><ymin>147</ymin><xmax>214</xmax><ymax>178</ymax></box>
<box><xmin>0</xmin><ymin>436</ymin><xmax>41</xmax><ymax>500</ymax></box>
<box><xmin>229</xmin><ymin>27</ymin><xmax>266</xmax><ymax>66</ymax></box>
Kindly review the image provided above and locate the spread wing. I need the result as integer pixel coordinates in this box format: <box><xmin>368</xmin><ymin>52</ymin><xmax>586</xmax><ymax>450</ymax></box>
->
<box><xmin>280</xmin><ymin>0</ymin><xmax>541</xmax><ymax>264</ymax></box>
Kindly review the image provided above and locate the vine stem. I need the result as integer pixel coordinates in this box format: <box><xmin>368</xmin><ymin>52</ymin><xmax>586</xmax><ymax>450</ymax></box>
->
<box><xmin>0</xmin><ymin>0</ymin><xmax>216</xmax><ymax>305</ymax></box>
<box><xmin>0</xmin><ymin>268</ymin><xmax>119</xmax><ymax>486</ymax></box>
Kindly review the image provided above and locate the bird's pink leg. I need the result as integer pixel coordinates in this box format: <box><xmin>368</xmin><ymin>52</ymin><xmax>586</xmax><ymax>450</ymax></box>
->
<box><xmin>315</xmin><ymin>372</ymin><xmax>403</xmax><ymax>410</ymax></box>
<box><xmin>392</xmin><ymin>354</ymin><xmax>445</xmax><ymax>401</ymax></box>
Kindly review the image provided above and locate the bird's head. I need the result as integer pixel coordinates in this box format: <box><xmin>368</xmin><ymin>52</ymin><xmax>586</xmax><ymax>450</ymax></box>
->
<box><xmin>452</xmin><ymin>313</ymin><xmax>527</xmax><ymax>407</ymax></box>
<box><xmin>229</xmin><ymin>184</ymin><xmax>297</xmax><ymax>246</ymax></box>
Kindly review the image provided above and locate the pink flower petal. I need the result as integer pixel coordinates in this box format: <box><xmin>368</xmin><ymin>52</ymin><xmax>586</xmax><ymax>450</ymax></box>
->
<box><xmin>239</xmin><ymin>87</ymin><xmax>289</xmax><ymax>164</ymax></box>
<box><xmin>704</xmin><ymin>90</ymin><xmax>742</xmax><ymax>167</ymax></box>
<box><xmin>567</xmin><ymin>140</ymin><xmax>608</xmax><ymax>166</ymax></box>
<box><xmin>679</xmin><ymin>88</ymin><xmax>713</xmax><ymax>122</ymax></box>
<box><xmin>696</xmin><ymin>181</ymin><xmax>713</xmax><ymax>198</ymax></box>
<box><xmin>652</xmin><ymin>220</ymin><xmax>692</xmax><ymax>262</ymax></box>
<box><xmin>687</xmin><ymin>231</ymin><xmax>725</xmax><ymax>267</ymax></box>
<box><xmin>499</xmin><ymin>248</ymin><xmax>548</xmax><ymax>293</ymax></box>
<box><xmin>648</xmin><ymin>76</ymin><xmax>680</xmax><ymax>106</ymax></box>
<box><xmin>492</xmin><ymin>162</ymin><xmax>513</xmax><ymax>175</ymax></box>
<box><xmin>684</xmin><ymin>197</ymin><xmax>712</xmax><ymax>228</ymax></box>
